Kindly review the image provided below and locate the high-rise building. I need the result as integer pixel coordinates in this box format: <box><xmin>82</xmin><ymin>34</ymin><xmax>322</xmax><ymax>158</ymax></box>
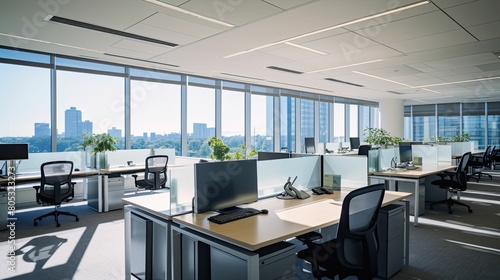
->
<box><xmin>108</xmin><ymin>127</ymin><xmax>122</xmax><ymax>139</ymax></box>
<box><xmin>64</xmin><ymin>107</ymin><xmax>93</xmax><ymax>138</ymax></box>
<box><xmin>192</xmin><ymin>123</ymin><xmax>207</xmax><ymax>138</ymax></box>
<box><xmin>65</xmin><ymin>107</ymin><xmax>82</xmax><ymax>137</ymax></box>
<box><xmin>34</xmin><ymin>123</ymin><xmax>50</xmax><ymax>137</ymax></box>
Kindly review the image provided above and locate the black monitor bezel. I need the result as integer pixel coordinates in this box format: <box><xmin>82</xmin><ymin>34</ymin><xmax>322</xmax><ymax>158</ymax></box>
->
<box><xmin>193</xmin><ymin>159</ymin><xmax>258</xmax><ymax>214</ymax></box>
<box><xmin>0</xmin><ymin>143</ymin><xmax>29</xmax><ymax>160</ymax></box>
<box><xmin>304</xmin><ymin>137</ymin><xmax>315</xmax><ymax>154</ymax></box>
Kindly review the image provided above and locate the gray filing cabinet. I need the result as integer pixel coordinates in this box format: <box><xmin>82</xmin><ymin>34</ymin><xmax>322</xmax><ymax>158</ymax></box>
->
<box><xmin>377</xmin><ymin>204</ymin><xmax>405</xmax><ymax>279</ymax></box>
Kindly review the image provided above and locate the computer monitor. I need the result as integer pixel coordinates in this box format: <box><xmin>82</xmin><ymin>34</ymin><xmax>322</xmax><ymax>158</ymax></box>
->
<box><xmin>398</xmin><ymin>142</ymin><xmax>413</xmax><ymax>164</ymax></box>
<box><xmin>257</xmin><ymin>151</ymin><xmax>290</xmax><ymax>161</ymax></box>
<box><xmin>0</xmin><ymin>143</ymin><xmax>29</xmax><ymax>160</ymax></box>
<box><xmin>304</xmin><ymin>137</ymin><xmax>315</xmax><ymax>154</ymax></box>
<box><xmin>194</xmin><ymin>159</ymin><xmax>258</xmax><ymax>213</ymax></box>
<box><xmin>349</xmin><ymin>137</ymin><xmax>360</xmax><ymax>150</ymax></box>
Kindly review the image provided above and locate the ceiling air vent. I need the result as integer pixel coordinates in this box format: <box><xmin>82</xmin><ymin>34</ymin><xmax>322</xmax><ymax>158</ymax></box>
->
<box><xmin>266</xmin><ymin>66</ymin><xmax>303</xmax><ymax>74</ymax></box>
<box><xmin>325</xmin><ymin>78</ymin><xmax>363</xmax><ymax>87</ymax></box>
<box><xmin>105</xmin><ymin>53</ymin><xmax>179</xmax><ymax>67</ymax></box>
<box><xmin>387</xmin><ymin>90</ymin><xmax>407</xmax><ymax>95</ymax></box>
<box><xmin>45</xmin><ymin>15</ymin><xmax>178</xmax><ymax>47</ymax></box>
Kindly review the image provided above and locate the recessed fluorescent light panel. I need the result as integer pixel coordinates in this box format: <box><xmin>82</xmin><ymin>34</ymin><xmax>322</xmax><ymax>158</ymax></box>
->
<box><xmin>45</xmin><ymin>15</ymin><xmax>178</xmax><ymax>47</ymax></box>
<box><xmin>144</xmin><ymin>0</ymin><xmax>234</xmax><ymax>27</ymax></box>
<box><xmin>224</xmin><ymin>1</ymin><xmax>429</xmax><ymax>58</ymax></box>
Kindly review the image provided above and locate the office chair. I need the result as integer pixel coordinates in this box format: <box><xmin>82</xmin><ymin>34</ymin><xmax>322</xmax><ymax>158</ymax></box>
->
<box><xmin>296</xmin><ymin>184</ymin><xmax>386</xmax><ymax>280</ymax></box>
<box><xmin>132</xmin><ymin>155</ymin><xmax>169</xmax><ymax>191</ymax></box>
<box><xmin>468</xmin><ymin>146</ymin><xmax>494</xmax><ymax>182</ymax></box>
<box><xmin>33</xmin><ymin>161</ymin><xmax>79</xmax><ymax>227</ymax></box>
<box><xmin>430</xmin><ymin>152</ymin><xmax>473</xmax><ymax>214</ymax></box>
<box><xmin>358</xmin><ymin>145</ymin><xmax>371</xmax><ymax>156</ymax></box>
<box><xmin>491</xmin><ymin>147</ymin><xmax>500</xmax><ymax>170</ymax></box>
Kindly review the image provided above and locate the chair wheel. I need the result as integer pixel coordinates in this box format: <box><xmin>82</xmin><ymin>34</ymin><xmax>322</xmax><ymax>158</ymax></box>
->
<box><xmin>469</xmin><ymin>209</ymin><xmax>473</xmax><ymax>213</ymax></box>
<box><xmin>56</xmin><ymin>223</ymin><xmax>61</xmax><ymax>227</ymax></box>
<box><xmin>34</xmin><ymin>221</ymin><xmax>38</xmax><ymax>226</ymax></box>
<box><xmin>76</xmin><ymin>217</ymin><xmax>79</xmax><ymax>222</ymax></box>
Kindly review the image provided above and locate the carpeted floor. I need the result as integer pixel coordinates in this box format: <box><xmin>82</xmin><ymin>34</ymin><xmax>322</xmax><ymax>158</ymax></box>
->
<box><xmin>1</xmin><ymin>171</ymin><xmax>500</xmax><ymax>280</ymax></box>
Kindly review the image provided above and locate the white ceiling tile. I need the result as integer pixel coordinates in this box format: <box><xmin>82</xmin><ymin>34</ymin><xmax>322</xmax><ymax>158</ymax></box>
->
<box><xmin>388</xmin><ymin>29</ymin><xmax>476</xmax><ymax>54</ymax></box>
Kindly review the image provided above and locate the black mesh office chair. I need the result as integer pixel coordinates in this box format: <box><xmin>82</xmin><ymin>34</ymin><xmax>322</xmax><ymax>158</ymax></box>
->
<box><xmin>33</xmin><ymin>161</ymin><xmax>79</xmax><ymax>227</ymax></box>
<box><xmin>132</xmin><ymin>155</ymin><xmax>169</xmax><ymax>191</ymax></box>
<box><xmin>296</xmin><ymin>184</ymin><xmax>386</xmax><ymax>280</ymax></box>
<box><xmin>468</xmin><ymin>146</ymin><xmax>494</xmax><ymax>182</ymax></box>
<box><xmin>358</xmin><ymin>145</ymin><xmax>371</xmax><ymax>156</ymax></box>
<box><xmin>430</xmin><ymin>152</ymin><xmax>473</xmax><ymax>214</ymax></box>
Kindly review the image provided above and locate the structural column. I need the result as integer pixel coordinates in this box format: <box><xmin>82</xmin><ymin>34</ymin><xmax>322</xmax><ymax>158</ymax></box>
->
<box><xmin>379</xmin><ymin>99</ymin><xmax>404</xmax><ymax>138</ymax></box>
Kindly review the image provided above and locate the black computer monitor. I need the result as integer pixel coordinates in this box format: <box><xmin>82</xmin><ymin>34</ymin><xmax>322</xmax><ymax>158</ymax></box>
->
<box><xmin>257</xmin><ymin>151</ymin><xmax>290</xmax><ymax>161</ymax></box>
<box><xmin>0</xmin><ymin>143</ymin><xmax>29</xmax><ymax>160</ymax></box>
<box><xmin>349</xmin><ymin>137</ymin><xmax>360</xmax><ymax>150</ymax></box>
<box><xmin>398</xmin><ymin>142</ymin><xmax>413</xmax><ymax>164</ymax></box>
<box><xmin>194</xmin><ymin>159</ymin><xmax>258</xmax><ymax>213</ymax></box>
<box><xmin>304</xmin><ymin>137</ymin><xmax>315</xmax><ymax>154</ymax></box>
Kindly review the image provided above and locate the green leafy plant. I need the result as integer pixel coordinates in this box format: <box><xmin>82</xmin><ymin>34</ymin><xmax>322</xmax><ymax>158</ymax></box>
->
<box><xmin>364</xmin><ymin>128</ymin><xmax>405</xmax><ymax>147</ymax></box>
<box><xmin>232</xmin><ymin>144</ymin><xmax>258</xmax><ymax>160</ymax></box>
<box><xmin>450</xmin><ymin>133</ymin><xmax>470</xmax><ymax>142</ymax></box>
<box><xmin>82</xmin><ymin>133</ymin><xmax>118</xmax><ymax>154</ymax></box>
<box><xmin>208</xmin><ymin>136</ymin><xmax>231</xmax><ymax>161</ymax></box>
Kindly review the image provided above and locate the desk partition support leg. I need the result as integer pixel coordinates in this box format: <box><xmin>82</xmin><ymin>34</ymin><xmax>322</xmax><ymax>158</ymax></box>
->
<box><xmin>404</xmin><ymin>200</ymin><xmax>410</xmax><ymax>266</ymax></box>
<box><xmin>103</xmin><ymin>174</ymin><xmax>109</xmax><ymax>212</ymax></box>
<box><xmin>413</xmin><ymin>180</ymin><xmax>419</xmax><ymax>227</ymax></box>
<box><xmin>97</xmin><ymin>176</ymin><xmax>103</xmax><ymax>213</ymax></box>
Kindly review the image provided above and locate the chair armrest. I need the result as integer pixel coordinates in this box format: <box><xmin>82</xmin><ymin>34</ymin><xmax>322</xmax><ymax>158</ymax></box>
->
<box><xmin>132</xmin><ymin>174</ymin><xmax>138</xmax><ymax>179</ymax></box>
<box><xmin>33</xmin><ymin>185</ymin><xmax>40</xmax><ymax>191</ymax></box>
<box><xmin>296</xmin><ymin>231</ymin><xmax>323</xmax><ymax>243</ymax></box>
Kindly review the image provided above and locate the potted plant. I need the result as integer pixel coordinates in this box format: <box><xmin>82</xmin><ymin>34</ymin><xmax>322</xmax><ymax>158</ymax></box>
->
<box><xmin>232</xmin><ymin>144</ymin><xmax>258</xmax><ymax>160</ymax></box>
<box><xmin>208</xmin><ymin>136</ymin><xmax>231</xmax><ymax>161</ymax></box>
<box><xmin>82</xmin><ymin>133</ymin><xmax>118</xmax><ymax>168</ymax></box>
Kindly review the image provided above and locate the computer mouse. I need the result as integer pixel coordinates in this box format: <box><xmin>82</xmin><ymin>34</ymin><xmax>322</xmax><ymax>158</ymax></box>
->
<box><xmin>74</xmin><ymin>168</ymin><xmax>80</xmax><ymax>171</ymax></box>
<box><xmin>261</xmin><ymin>209</ymin><xmax>269</xmax><ymax>214</ymax></box>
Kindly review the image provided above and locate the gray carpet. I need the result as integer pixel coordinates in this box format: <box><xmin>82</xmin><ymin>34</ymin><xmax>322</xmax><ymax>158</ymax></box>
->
<box><xmin>2</xmin><ymin>172</ymin><xmax>500</xmax><ymax>280</ymax></box>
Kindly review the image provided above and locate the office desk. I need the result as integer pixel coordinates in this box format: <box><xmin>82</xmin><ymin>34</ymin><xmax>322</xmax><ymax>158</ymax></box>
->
<box><xmin>123</xmin><ymin>190</ymin><xmax>410</xmax><ymax>280</ymax></box>
<box><xmin>369</xmin><ymin>165</ymin><xmax>455</xmax><ymax>226</ymax></box>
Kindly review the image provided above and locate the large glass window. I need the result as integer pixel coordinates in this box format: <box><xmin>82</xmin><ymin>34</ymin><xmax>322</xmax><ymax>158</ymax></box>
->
<box><xmin>251</xmin><ymin>94</ymin><xmax>273</xmax><ymax>151</ymax></box>
<box><xmin>221</xmin><ymin>89</ymin><xmax>245</xmax><ymax>153</ymax></box>
<box><xmin>300</xmin><ymin>99</ymin><xmax>314</xmax><ymax>153</ymax></box>
<box><xmin>319</xmin><ymin>101</ymin><xmax>330</xmax><ymax>143</ymax></box>
<box><xmin>56</xmin><ymin>70</ymin><xmax>125</xmax><ymax>152</ymax></box>
<box><xmin>187</xmin><ymin>85</ymin><xmax>215</xmax><ymax>157</ymax></box>
<box><xmin>280</xmin><ymin>96</ymin><xmax>296</xmax><ymax>152</ymax></box>
<box><xmin>462</xmin><ymin>103</ymin><xmax>485</xmax><ymax>149</ymax></box>
<box><xmin>359</xmin><ymin>105</ymin><xmax>371</xmax><ymax>142</ymax></box>
<box><xmin>487</xmin><ymin>102</ymin><xmax>500</xmax><ymax>148</ymax></box>
<box><xmin>437</xmin><ymin>103</ymin><xmax>460</xmax><ymax>141</ymax></box>
<box><xmin>0</xmin><ymin>63</ymin><xmax>51</xmax><ymax>152</ymax></box>
<box><xmin>404</xmin><ymin>106</ymin><xmax>411</xmax><ymax>140</ymax></box>
<box><xmin>349</xmin><ymin>104</ymin><xmax>358</xmax><ymax>137</ymax></box>
<box><xmin>412</xmin><ymin>105</ymin><xmax>436</xmax><ymax>142</ymax></box>
<box><xmin>334</xmin><ymin>103</ymin><xmax>345</xmax><ymax>142</ymax></box>
<box><xmin>130</xmin><ymin>80</ymin><xmax>181</xmax><ymax>155</ymax></box>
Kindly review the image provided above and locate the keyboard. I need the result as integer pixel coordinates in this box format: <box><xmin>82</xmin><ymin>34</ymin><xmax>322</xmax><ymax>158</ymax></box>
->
<box><xmin>406</xmin><ymin>165</ymin><xmax>419</xmax><ymax>170</ymax></box>
<box><xmin>208</xmin><ymin>208</ymin><xmax>262</xmax><ymax>224</ymax></box>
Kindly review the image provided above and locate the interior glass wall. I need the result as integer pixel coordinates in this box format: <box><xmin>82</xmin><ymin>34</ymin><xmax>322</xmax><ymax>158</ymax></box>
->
<box><xmin>130</xmin><ymin>80</ymin><xmax>181</xmax><ymax>155</ymax></box>
<box><xmin>349</xmin><ymin>104</ymin><xmax>358</xmax><ymax>137</ymax></box>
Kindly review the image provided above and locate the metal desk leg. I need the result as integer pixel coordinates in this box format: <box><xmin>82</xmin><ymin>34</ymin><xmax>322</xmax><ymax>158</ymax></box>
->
<box><xmin>413</xmin><ymin>180</ymin><xmax>419</xmax><ymax>227</ymax></box>
<box><xmin>404</xmin><ymin>200</ymin><xmax>410</xmax><ymax>266</ymax></box>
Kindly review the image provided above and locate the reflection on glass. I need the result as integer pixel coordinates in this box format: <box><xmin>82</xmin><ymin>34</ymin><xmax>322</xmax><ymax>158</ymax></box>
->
<box><xmin>221</xmin><ymin>89</ymin><xmax>244</xmax><ymax>153</ymax></box>
<box><xmin>301</xmin><ymin>99</ymin><xmax>314</xmax><ymax>153</ymax></box>
<box><xmin>280</xmin><ymin>96</ymin><xmax>296</xmax><ymax>152</ymax></box>
<box><xmin>319</xmin><ymin>101</ymin><xmax>329</xmax><ymax>143</ymax></box>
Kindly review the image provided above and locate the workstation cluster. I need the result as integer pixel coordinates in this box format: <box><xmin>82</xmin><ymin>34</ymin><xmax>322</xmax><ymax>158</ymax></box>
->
<box><xmin>122</xmin><ymin>149</ymin><xmax>412</xmax><ymax>280</ymax></box>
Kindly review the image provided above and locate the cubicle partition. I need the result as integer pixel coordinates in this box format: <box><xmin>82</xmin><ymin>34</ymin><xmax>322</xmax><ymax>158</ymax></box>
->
<box><xmin>17</xmin><ymin>151</ymin><xmax>86</xmax><ymax>173</ymax></box>
<box><xmin>107</xmin><ymin>148</ymin><xmax>176</xmax><ymax>167</ymax></box>
<box><xmin>323</xmin><ymin>154</ymin><xmax>368</xmax><ymax>190</ymax></box>
<box><xmin>257</xmin><ymin>156</ymin><xmax>321</xmax><ymax>197</ymax></box>
<box><xmin>412</xmin><ymin>145</ymin><xmax>451</xmax><ymax>166</ymax></box>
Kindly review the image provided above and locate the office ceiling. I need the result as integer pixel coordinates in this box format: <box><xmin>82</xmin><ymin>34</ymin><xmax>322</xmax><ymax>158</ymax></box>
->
<box><xmin>1</xmin><ymin>0</ymin><xmax>500</xmax><ymax>105</ymax></box>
